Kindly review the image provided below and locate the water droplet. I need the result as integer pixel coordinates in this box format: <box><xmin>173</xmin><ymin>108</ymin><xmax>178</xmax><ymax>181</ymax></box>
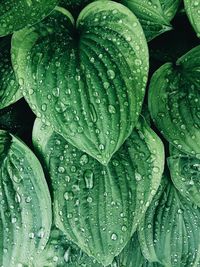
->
<box><xmin>64</xmin><ymin>247</ymin><xmax>71</xmax><ymax>263</ymax></box>
<box><xmin>29</xmin><ymin>232</ymin><xmax>35</xmax><ymax>239</ymax></box>
<box><xmin>80</xmin><ymin>154</ymin><xmax>89</xmax><ymax>165</ymax></box>
<box><xmin>64</xmin><ymin>191</ymin><xmax>74</xmax><ymax>201</ymax></box>
<box><xmin>135</xmin><ymin>172</ymin><xmax>142</xmax><ymax>181</ymax></box>
<box><xmin>108</xmin><ymin>105</ymin><xmax>116</xmax><ymax>114</ymax></box>
<box><xmin>99</xmin><ymin>144</ymin><xmax>105</xmax><ymax>150</ymax></box>
<box><xmin>87</xmin><ymin>196</ymin><xmax>93</xmax><ymax>203</ymax></box>
<box><xmin>107</xmin><ymin>69</ymin><xmax>115</xmax><ymax>80</ymax></box>
<box><xmin>111</xmin><ymin>233</ymin><xmax>118</xmax><ymax>240</ymax></box>
<box><xmin>58</xmin><ymin>166</ymin><xmax>65</xmax><ymax>173</ymax></box>
<box><xmin>84</xmin><ymin>169</ymin><xmax>94</xmax><ymax>189</ymax></box>
<box><xmin>41</xmin><ymin>103</ymin><xmax>47</xmax><ymax>111</ymax></box>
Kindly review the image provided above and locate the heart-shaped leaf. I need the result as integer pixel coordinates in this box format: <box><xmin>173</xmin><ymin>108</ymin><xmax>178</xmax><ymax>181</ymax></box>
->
<box><xmin>0</xmin><ymin>130</ymin><xmax>52</xmax><ymax>266</ymax></box>
<box><xmin>120</xmin><ymin>0</ymin><xmax>181</xmax><ymax>41</ymax></box>
<box><xmin>0</xmin><ymin>0</ymin><xmax>58</xmax><ymax>36</ymax></box>
<box><xmin>0</xmin><ymin>37</ymin><xmax>21</xmax><ymax>109</ymax></box>
<box><xmin>138</xmin><ymin>176</ymin><xmax>200</xmax><ymax>267</ymax></box>
<box><xmin>184</xmin><ymin>0</ymin><xmax>200</xmax><ymax>38</ymax></box>
<box><xmin>32</xmin><ymin>117</ymin><xmax>164</xmax><ymax>266</ymax></box>
<box><xmin>168</xmin><ymin>145</ymin><xmax>200</xmax><ymax>208</ymax></box>
<box><xmin>12</xmin><ymin>1</ymin><xmax>149</xmax><ymax>165</ymax></box>
<box><xmin>148</xmin><ymin>45</ymin><xmax>200</xmax><ymax>158</ymax></box>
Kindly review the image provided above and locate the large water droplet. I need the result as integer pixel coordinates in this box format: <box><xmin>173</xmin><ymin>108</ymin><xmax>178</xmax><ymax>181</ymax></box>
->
<box><xmin>84</xmin><ymin>169</ymin><xmax>94</xmax><ymax>189</ymax></box>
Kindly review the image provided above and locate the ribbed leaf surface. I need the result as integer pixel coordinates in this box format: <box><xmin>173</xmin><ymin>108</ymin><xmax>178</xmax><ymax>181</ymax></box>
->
<box><xmin>184</xmin><ymin>0</ymin><xmax>200</xmax><ymax>38</ymax></box>
<box><xmin>32</xmin><ymin>117</ymin><xmax>164</xmax><ymax>266</ymax></box>
<box><xmin>148</xmin><ymin>45</ymin><xmax>200</xmax><ymax>158</ymax></box>
<box><xmin>0</xmin><ymin>130</ymin><xmax>52</xmax><ymax>266</ymax></box>
<box><xmin>138</xmin><ymin>177</ymin><xmax>200</xmax><ymax>267</ymax></box>
<box><xmin>0</xmin><ymin>37</ymin><xmax>21</xmax><ymax>110</ymax></box>
<box><xmin>0</xmin><ymin>0</ymin><xmax>58</xmax><ymax>36</ymax></box>
<box><xmin>12</xmin><ymin>1</ymin><xmax>149</xmax><ymax>165</ymax></box>
<box><xmin>168</xmin><ymin>145</ymin><xmax>200</xmax><ymax>208</ymax></box>
<box><xmin>120</xmin><ymin>0</ymin><xmax>181</xmax><ymax>41</ymax></box>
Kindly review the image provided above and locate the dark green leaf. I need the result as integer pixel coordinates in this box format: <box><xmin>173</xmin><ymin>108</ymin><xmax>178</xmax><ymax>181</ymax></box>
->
<box><xmin>184</xmin><ymin>0</ymin><xmax>200</xmax><ymax>38</ymax></box>
<box><xmin>168</xmin><ymin>145</ymin><xmax>200</xmax><ymax>208</ymax></box>
<box><xmin>148</xmin><ymin>45</ymin><xmax>200</xmax><ymax>158</ymax></box>
<box><xmin>0</xmin><ymin>130</ymin><xmax>52</xmax><ymax>266</ymax></box>
<box><xmin>12</xmin><ymin>2</ymin><xmax>149</xmax><ymax>165</ymax></box>
<box><xmin>120</xmin><ymin>0</ymin><xmax>181</xmax><ymax>41</ymax></box>
<box><xmin>0</xmin><ymin>0</ymin><xmax>58</xmax><ymax>36</ymax></box>
<box><xmin>138</xmin><ymin>176</ymin><xmax>200</xmax><ymax>267</ymax></box>
<box><xmin>32</xmin><ymin>117</ymin><xmax>164</xmax><ymax>266</ymax></box>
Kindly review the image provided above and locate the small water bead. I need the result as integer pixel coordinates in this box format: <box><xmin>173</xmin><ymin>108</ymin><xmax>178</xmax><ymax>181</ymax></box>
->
<box><xmin>99</xmin><ymin>144</ymin><xmax>105</xmax><ymax>150</ymax></box>
<box><xmin>108</xmin><ymin>105</ymin><xmax>116</xmax><ymax>114</ymax></box>
<box><xmin>121</xmin><ymin>225</ymin><xmax>127</xmax><ymax>232</ymax></box>
<box><xmin>103</xmin><ymin>81</ymin><xmax>110</xmax><ymax>89</ymax></box>
<box><xmin>37</xmin><ymin>228</ymin><xmax>45</xmax><ymax>238</ymax></box>
<box><xmin>53</xmin><ymin>256</ymin><xmax>59</xmax><ymax>262</ymax></box>
<box><xmin>25</xmin><ymin>196</ymin><xmax>32</xmax><ymax>203</ymax></box>
<box><xmin>64</xmin><ymin>191</ymin><xmax>74</xmax><ymax>201</ymax></box>
<box><xmin>58</xmin><ymin>166</ymin><xmax>65</xmax><ymax>173</ymax></box>
<box><xmin>111</xmin><ymin>233</ymin><xmax>118</xmax><ymax>241</ymax></box>
<box><xmin>87</xmin><ymin>196</ymin><xmax>93</xmax><ymax>203</ymax></box>
<box><xmin>80</xmin><ymin>154</ymin><xmax>89</xmax><ymax>166</ymax></box>
<box><xmin>107</xmin><ymin>69</ymin><xmax>115</xmax><ymax>80</ymax></box>
<box><xmin>41</xmin><ymin>103</ymin><xmax>47</xmax><ymax>111</ymax></box>
<box><xmin>29</xmin><ymin>232</ymin><xmax>35</xmax><ymax>239</ymax></box>
<box><xmin>135</xmin><ymin>172</ymin><xmax>142</xmax><ymax>181</ymax></box>
<box><xmin>11</xmin><ymin>217</ymin><xmax>17</xmax><ymax>224</ymax></box>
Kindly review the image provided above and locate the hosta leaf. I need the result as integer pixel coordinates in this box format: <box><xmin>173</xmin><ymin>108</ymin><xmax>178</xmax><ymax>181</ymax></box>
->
<box><xmin>34</xmin><ymin>226</ymin><xmax>103</xmax><ymax>267</ymax></box>
<box><xmin>0</xmin><ymin>37</ymin><xmax>21</xmax><ymax>110</ymax></box>
<box><xmin>148</xmin><ymin>45</ymin><xmax>200</xmax><ymax>158</ymax></box>
<box><xmin>138</xmin><ymin>176</ymin><xmax>200</xmax><ymax>267</ymax></box>
<box><xmin>12</xmin><ymin>1</ymin><xmax>149</xmax><ymax>165</ymax></box>
<box><xmin>0</xmin><ymin>130</ymin><xmax>52</xmax><ymax>266</ymax></box>
<box><xmin>32</xmin><ymin>117</ymin><xmax>164</xmax><ymax>266</ymax></box>
<box><xmin>168</xmin><ymin>145</ymin><xmax>200</xmax><ymax>208</ymax></box>
<box><xmin>116</xmin><ymin>232</ymin><xmax>145</xmax><ymax>267</ymax></box>
<box><xmin>0</xmin><ymin>0</ymin><xmax>58</xmax><ymax>37</ymax></box>
<box><xmin>120</xmin><ymin>0</ymin><xmax>181</xmax><ymax>41</ymax></box>
<box><xmin>184</xmin><ymin>0</ymin><xmax>200</xmax><ymax>38</ymax></box>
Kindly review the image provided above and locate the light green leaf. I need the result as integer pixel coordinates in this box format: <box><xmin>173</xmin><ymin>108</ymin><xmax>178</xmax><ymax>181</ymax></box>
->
<box><xmin>0</xmin><ymin>0</ymin><xmax>58</xmax><ymax>36</ymax></box>
<box><xmin>148</xmin><ymin>45</ymin><xmax>200</xmax><ymax>158</ymax></box>
<box><xmin>0</xmin><ymin>37</ymin><xmax>21</xmax><ymax>109</ymax></box>
<box><xmin>168</xmin><ymin>145</ymin><xmax>200</xmax><ymax>208</ymax></box>
<box><xmin>184</xmin><ymin>0</ymin><xmax>200</xmax><ymax>38</ymax></box>
<box><xmin>138</xmin><ymin>176</ymin><xmax>200</xmax><ymax>267</ymax></box>
<box><xmin>12</xmin><ymin>1</ymin><xmax>149</xmax><ymax>165</ymax></box>
<box><xmin>0</xmin><ymin>130</ymin><xmax>52</xmax><ymax>266</ymax></box>
<box><xmin>120</xmin><ymin>0</ymin><xmax>181</xmax><ymax>41</ymax></box>
<box><xmin>32</xmin><ymin>117</ymin><xmax>164</xmax><ymax>266</ymax></box>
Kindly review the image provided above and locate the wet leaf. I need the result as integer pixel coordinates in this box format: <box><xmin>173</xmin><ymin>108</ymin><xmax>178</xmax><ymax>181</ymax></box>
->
<box><xmin>32</xmin><ymin>117</ymin><xmax>164</xmax><ymax>266</ymax></box>
<box><xmin>12</xmin><ymin>2</ymin><xmax>149</xmax><ymax>165</ymax></box>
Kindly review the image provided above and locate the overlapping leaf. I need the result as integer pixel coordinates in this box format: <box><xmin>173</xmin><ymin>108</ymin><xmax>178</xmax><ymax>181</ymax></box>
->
<box><xmin>32</xmin><ymin>117</ymin><xmax>164</xmax><ymax>266</ymax></box>
<box><xmin>0</xmin><ymin>130</ymin><xmax>52</xmax><ymax>266</ymax></box>
<box><xmin>184</xmin><ymin>0</ymin><xmax>200</xmax><ymax>38</ymax></box>
<box><xmin>0</xmin><ymin>37</ymin><xmax>21</xmax><ymax>110</ymax></box>
<box><xmin>0</xmin><ymin>0</ymin><xmax>58</xmax><ymax>36</ymax></box>
<box><xmin>120</xmin><ymin>0</ymin><xmax>181</xmax><ymax>41</ymax></box>
<box><xmin>168</xmin><ymin>145</ymin><xmax>200</xmax><ymax>208</ymax></box>
<box><xmin>12</xmin><ymin>1</ymin><xmax>149</xmax><ymax>165</ymax></box>
<box><xmin>138</xmin><ymin>176</ymin><xmax>200</xmax><ymax>267</ymax></box>
<box><xmin>148</xmin><ymin>45</ymin><xmax>200</xmax><ymax>158</ymax></box>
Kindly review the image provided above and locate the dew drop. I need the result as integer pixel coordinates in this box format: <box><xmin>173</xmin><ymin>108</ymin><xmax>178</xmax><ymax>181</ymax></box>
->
<box><xmin>111</xmin><ymin>233</ymin><xmax>118</xmax><ymax>241</ymax></box>
<box><xmin>84</xmin><ymin>169</ymin><xmax>94</xmax><ymax>189</ymax></box>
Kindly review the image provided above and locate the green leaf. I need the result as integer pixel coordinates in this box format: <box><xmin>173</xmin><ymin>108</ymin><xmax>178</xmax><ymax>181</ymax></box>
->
<box><xmin>116</xmin><ymin>232</ymin><xmax>145</xmax><ymax>267</ymax></box>
<box><xmin>184</xmin><ymin>0</ymin><xmax>200</xmax><ymax>38</ymax></box>
<box><xmin>0</xmin><ymin>37</ymin><xmax>21</xmax><ymax>109</ymax></box>
<box><xmin>138</xmin><ymin>176</ymin><xmax>200</xmax><ymax>267</ymax></box>
<box><xmin>59</xmin><ymin>0</ymin><xmax>94</xmax><ymax>14</ymax></box>
<box><xmin>34</xmin><ymin>226</ymin><xmax>103</xmax><ymax>267</ymax></box>
<box><xmin>120</xmin><ymin>0</ymin><xmax>181</xmax><ymax>41</ymax></box>
<box><xmin>168</xmin><ymin>145</ymin><xmax>200</xmax><ymax>208</ymax></box>
<box><xmin>32</xmin><ymin>117</ymin><xmax>164</xmax><ymax>266</ymax></box>
<box><xmin>12</xmin><ymin>2</ymin><xmax>149</xmax><ymax>165</ymax></box>
<box><xmin>0</xmin><ymin>130</ymin><xmax>52</xmax><ymax>266</ymax></box>
<box><xmin>0</xmin><ymin>0</ymin><xmax>58</xmax><ymax>36</ymax></box>
<box><xmin>148</xmin><ymin>45</ymin><xmax>200</xmax><ymax>158</ymax></box>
